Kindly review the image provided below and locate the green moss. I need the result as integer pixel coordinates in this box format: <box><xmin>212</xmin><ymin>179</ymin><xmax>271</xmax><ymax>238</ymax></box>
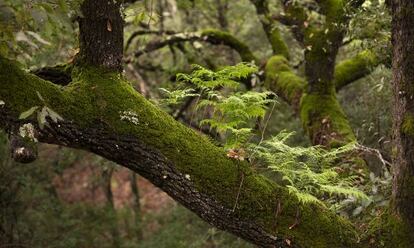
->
<box><xmin>334</xmin><ymin>50</ymin><xmax>378</xmax><ymax>91</ymax></box>
<box><xmin>300</xmin><ymin>93</ymin><xmax>356</xmax><ymax>147</ymax></box>
<box><xmin>0</xmin><ymin>56</ymin><xmax>359</xmax><ymax>247</ymax></box>
<box><xmin>317</xmin><ymin>0</ymin><xmax>345</xmax><ymax>23</ymax></box>
<box><xmin>200</xmin><ymin>29</ymin><xmax>258</xmax><ymax>63</ymax></box>
<box><xmin>264</xmin><ymin>55</ymin><xmax>306</xmax><ymax>107</ymax></box>
<box><xmin>363</xmin><ymin>211</ymin><xmax>414</xmax><ymax>248</ymax></box>
<box><xmin>303</xmin><ymin>28</ymin><xmax>339</xmax><ymax>93</ymax></box>
<box><xmin>269</xmin><ymin>27</ymin><xmax>290</xmax><ymax>59</ymax></box>
<box><xmin>284</xmin><ymin>2</ymin><xmax>307</xmax><ymax>24</ymax></box>
<box><xmin>401</xmin><ymin>113</ymin><xmax>414</xmax><ymax>136</ymax></box>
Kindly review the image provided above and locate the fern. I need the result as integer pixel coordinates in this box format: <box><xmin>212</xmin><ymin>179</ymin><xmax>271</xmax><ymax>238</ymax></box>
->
<box><xmin>197</xmin><ymin>91</ymin><xmax>275</xmax><ymax>148</ymax></box>
<box><xmin>162</xmin><ymin>64</ymin><xmax>367</xmax><ymax>207</ymax></box>
<box><xmin>176</xmin><ymin>63</ymin><xmax>258</xmax><ymax>90</ymax></box>
<box><xmin>162</xmin><ymin>63</ymin><xmax>275</xmax><ymax>149</ymax></box>
<box><xmin>159</xmin><ymin>88</ymin><xmax>200</xmax><ymax>105</ymax></box>
<box><xmin>250</xmin><ymin>131</ymin><xmax>368</xmax><ymax>206</ymax></box>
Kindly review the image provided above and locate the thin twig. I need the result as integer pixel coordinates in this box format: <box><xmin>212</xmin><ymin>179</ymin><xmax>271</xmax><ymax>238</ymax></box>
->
<box><xmin>289</xmin><ymin>208</ymin><xmax>301</xmax><ymax>230</ymax></box>
<box><xmin>232</xmin><ymin>172</ymin><xmax>245</xmax><ymax>212</ymax></box>
<box><xmin>355</xmin><ymin>144</ymin><xmax>392</xmax><ymax>170</ymax></box>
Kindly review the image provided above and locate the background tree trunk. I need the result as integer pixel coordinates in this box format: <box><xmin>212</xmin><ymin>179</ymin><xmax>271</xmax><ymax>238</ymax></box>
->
<box><xmin>390</xmin><ymin>0</ymin><xmax>414</xmax><ymax>228</ymax></box>
<box><xmin>78</xmin><ymin>0</ymin><xmax>124</xmax><ymax>71</ymax></box>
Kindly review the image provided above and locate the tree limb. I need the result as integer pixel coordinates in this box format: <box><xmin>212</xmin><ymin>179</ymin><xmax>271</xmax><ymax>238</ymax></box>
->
<box><xmin>334</xmin><ymin>50</ymin><xmax>383</xmax><ymax>91</ymax></box>
<box><xmin>249</xmin><ymin>0</ymin><xmax>290</xmax><ymax>57</ymax></box>
<box><xmin>132</xmin><ymin>29</ymin><xmax>258</xmax><ymax>63</ymax></box>
<box><xmin>125</xmin><ymin>29</ymin><xmax>177</xmax><ymax>51</ymax></box>
<box><xmin>0</xmin><ymin>56</ymin><xmax>359</xmax><ymax>248</ymax></box>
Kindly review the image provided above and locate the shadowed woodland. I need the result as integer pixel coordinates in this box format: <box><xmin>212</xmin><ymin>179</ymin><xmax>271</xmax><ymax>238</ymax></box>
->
<box><xmin>1</xmin><ymin>0</ymin><xmax>414</xmax><ymax>247</ymax></box>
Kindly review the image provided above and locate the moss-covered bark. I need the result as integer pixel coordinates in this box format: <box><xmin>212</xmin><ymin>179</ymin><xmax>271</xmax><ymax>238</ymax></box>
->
<box><xmin>0</xmin><ymin>55</ymin><xmax>361</xmax><ymax>248</ymax></box>
<box><xmin>249</xmin><ymin>0</ymin><xmax>290</xmax><ymax>58</ymax></box>
<box><xmin>362</xmin><ymin>211</ymin><xmax>414</xmax><ymax>248</ymax></box>
<box><xmin>200</xmin><ymin>29</ymin><xmax>258</xmax><ymax>63</ymax></box>
<box><xmin>264</xmin><ymin>55</ymin><xmax>306</xmax><ymax>108</ymax></box>
<box><xmin>300</xmin><ymin>93</ymin><xmax>356</xmax><ymax>147</ymax></box>
<box><xmin>334</xmin><ymin>50</ymin><xmax>380</xmax><ymax>91</ymax></box>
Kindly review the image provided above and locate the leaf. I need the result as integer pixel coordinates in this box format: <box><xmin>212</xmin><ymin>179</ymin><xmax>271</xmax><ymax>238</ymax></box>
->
<box><xmin>19</xmin><ymin>106</ymin><xmax>39</xmax><ymax>120</ymax></box>
<box><xmin>26</xmin><ymin>31</ymin><xmax>51</xmax><ymax>46</ymax></box>
<box><xmin>36</xmin><ymin>91</ymin><xmax>45</xmax><ymax>102</ymax></box>
<box><xmin>107</xmin><ymin>19</ymin><xmax>112</xmax><ymax>32</ymax></box>
<box><xmin>37</xmin><ymin>106</ymin><xmax>48</xmax><ymax>130</ymax></box>
<box><xmin>15</xmin><ymin>31</ymin><xmax>39</xmax><ymax>49</ymax></box>
<box><xmin>45</xmin><ymin>107</ymin><xmax>64</xmax><ymax>123</ymax></box>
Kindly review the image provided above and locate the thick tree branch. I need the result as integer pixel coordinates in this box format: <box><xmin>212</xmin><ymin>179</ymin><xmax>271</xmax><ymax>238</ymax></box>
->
<box><xmin>132</xmin><ymin>29</ymin><xmax>258</xmax><ymax>63</ymax></box>
<box><xmin>0</xmin><ymin>56</ymin><xmax>359</xmax><ymax>248</ymax></box>
<box><xmin>264</xmin><ymin>55</ymin><xmax>306</xmax><ymax>110</ymax></box>
<box><xmin>334</xmin><ymin>50</ymin><xmax>381</xmax><ymax>91</ymax></box>
<box><xmin>125</xmin><ymin>29</ymin><xmax>177</xmax><ymax>51</ymax></box>
<box><xmin>249</xmin><ymin>0</ymin><xmax>290</xmax><ymax>57</ymax></box>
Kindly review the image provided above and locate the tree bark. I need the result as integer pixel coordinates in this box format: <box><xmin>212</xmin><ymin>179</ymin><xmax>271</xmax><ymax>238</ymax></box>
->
<box><xmin>78</xmin><ymin>0</ymin><xmax>124</xmax><ymax>71</ymax></box>
<box><xmin>390</xmin><ymin>0</ymin><xmax>414</xmax><ymax>229</ymax></box>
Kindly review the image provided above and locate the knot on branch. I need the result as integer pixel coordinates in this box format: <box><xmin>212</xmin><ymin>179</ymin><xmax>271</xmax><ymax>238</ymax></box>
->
<box><xmin>10</xmin><ymin>133</ymin><xmax>38</xmax><ymax>164</ymax></box>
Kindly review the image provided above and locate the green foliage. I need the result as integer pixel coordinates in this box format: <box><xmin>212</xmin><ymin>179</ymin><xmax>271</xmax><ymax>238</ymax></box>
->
<box><xmin>250</xmin><ymin>131</ymin><xmax>368</xmax><ymax>206</ymax></box>
<box><xmin>162</xmin><ymin>63</ymin><xmax>275</xmax><ymax>148</ymax></box>
<box><xmin>198</xmin><ymin>91</ymin><xmax>274</xmax><ymax>148</ymax></box>
<box><xmin>346</xmin><ymin>0</ymin><xmax>390</xmax><ymax>61</ymax></box>
<box><xmin>18</xmin><ymin>92</ymin><xmax>64</xmax><ymax>129</ymax></box>
<box><xmin>159</xmin><ymin>88</ymin><xmax>199</xmax><ymax>105</ymax></box>
<box><xmin>176</xmin><ymin>63</ymin><xmax>258</xmax><ymax>89</ymax></box>
<box><xmin>0</xmin><ymin>0</ymin><xmax>76</xmax><ymax>67</ymax></box>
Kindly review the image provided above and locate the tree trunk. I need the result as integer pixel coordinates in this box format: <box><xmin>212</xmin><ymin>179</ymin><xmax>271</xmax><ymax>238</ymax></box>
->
<box><xmin>390</xmin><ymin>0</ymin><xmax>414</xmax><ymax>229</ymax></box>
<box><xmin>78</xmin><ymin>0</ymin><xmax>124</xmax><ymax>71</ymax></box>
<box><xmin>300</xmin><ymin>28</ymin><xmax>356</xmax><ymax>147</ymax></box>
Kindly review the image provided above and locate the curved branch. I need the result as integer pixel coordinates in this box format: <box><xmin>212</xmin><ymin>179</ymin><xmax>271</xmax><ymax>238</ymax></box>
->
<box><xmin>264</xmin><ymin>55</ymin><xmax>306</xmax><ymax>110</ymax></box>
<box><xmin>0</xmin><ymin>56</ymin><xmax>359</xmax><ymax>248</ymax></box>
<box><xmin>125</xmin><ymin>30</ymin><xmax>177</xmax><ymax>51</ymax></box>
<box><xmin>133</xmin><ymin>29</ymin><xmax>258</xmax><ymax>63</ymax></box>
<box><xmin>249</xmin><ymin>0</ymin><xmax>290</xmax><ymax>57</ymax></box>
<box><xmin>334</xmin><ymin>50</ymin><xmax>382</xmax><ymax>91</ymax></box>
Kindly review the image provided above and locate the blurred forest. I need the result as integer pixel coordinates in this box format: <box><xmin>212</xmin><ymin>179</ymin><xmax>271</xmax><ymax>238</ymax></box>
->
<box><xmin>0</xmin><ymin>0</ymin><xmax>397</xmax><ymax>247</ymax></box>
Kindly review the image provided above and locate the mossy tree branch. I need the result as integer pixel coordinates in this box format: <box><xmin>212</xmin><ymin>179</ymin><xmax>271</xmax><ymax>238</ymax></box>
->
<box><xmin>334</xmin><ymin>50</ymin><xmax>382</xmax><ymax>91</ymax></box>
<box><xmin>0</xmin><ymin>56</ymin><xmax>359</xmax><ymax>248</ymax></box>
<box><xmin>249</xmin><ymin>0</ymin><xmax>290</xmax><ymax>58</ymax></box>
<box><xmin>265</xmin><ymin>55</ymin><xmax>306</xmax><ymax>109</ymax></box>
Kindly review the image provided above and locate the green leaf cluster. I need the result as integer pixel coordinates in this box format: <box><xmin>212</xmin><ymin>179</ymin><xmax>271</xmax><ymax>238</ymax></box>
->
<box><xmin>162</xmin><ymin>63</ymin><xmax>275</xmax><ymax>148</ymax></box>
<box><xmin>250</xmin><ymin>131</ymin><xmax>368</xmax><ymax>206</ymax></box>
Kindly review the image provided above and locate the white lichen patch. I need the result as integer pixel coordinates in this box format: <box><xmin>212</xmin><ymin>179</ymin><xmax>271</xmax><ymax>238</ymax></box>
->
<box><xmin>120</xmin><ymin>110</ymin><xmax>140</xmax><ymax>125</ymax></box>
<box><xmin>185</xmin><ymin>174</ymin><xmax>191</xmax><ymax>180</ymax></box>
<box><xmin>19</xmin><ymin>123</ymin><xmax>38</xmax><ymax>142</ymax></box>
<box><xmin>15</xmin><ymin>147</ymin><xmax>26</xmax><ymax>155</ymax></box>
